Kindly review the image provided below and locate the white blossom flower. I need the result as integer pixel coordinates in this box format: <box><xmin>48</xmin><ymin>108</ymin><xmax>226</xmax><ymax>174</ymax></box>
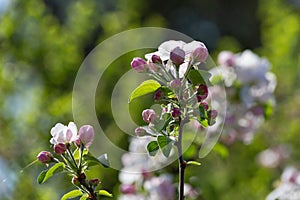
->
<box><xmin>50</xmin><ymin>122</ymin><xmax>78</xmax><ymax>144</ymax></box>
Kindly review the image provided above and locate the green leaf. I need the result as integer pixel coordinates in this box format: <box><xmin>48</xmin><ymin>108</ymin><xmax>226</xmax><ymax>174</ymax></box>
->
<box><xmin>198</xmin><ymin>118</ymin><xmax>209</xmax><ymax>128</ymax></box>
<box><xmin>61</xmin><ymin>189</ymin><xmax>83</xmax><ymax>200</ymax></box>
<box><xmin>38</xmin><ymin>162</ymin><xmax>64</xmax><ymax>184</ymax></box>
<box><xmin>79</xmin><ymin>194</ymin><xmax>89</xmax><ymax>200</ymax></box>
<box><xmin>83</xmin><ymin>153</ymin><xmax>110</xmax><ymax>168</ymax></box>
<box><xmin>129</xmin><ymin>93</ymin><xmax>156</xmax><ymax>126</ymax></box>
<box><xmin>188</xmin><ymin>69</ymin><xmax>212</xmax><ymax>86</ymax></box>
<box><xmin>187</xmin><ymin>161</ymin><xmax>201</xmax><ymax>166</ymax></box>
<box><xmin>37</xmin><ymin>170</ymin><xmax>47</xmax><ymax>184</ymax></box>
<box><xmin>99</xmin><ymin>190</ymin><xmax>113</xmax><ymax>197</ymax></box>
<box><xmin>129</xmin><ymin>80</ymin><xmax>161</xmax><ymax>102</ymax></box>
<box><xmin>157</xmin><ymin>135</ymin><xmax>173</xmax><ymax>157</ymax></box>
<box><xmin>147</xmin><ymin>141</ymin><xmax>159</xmax><ymax>156</ymax></box>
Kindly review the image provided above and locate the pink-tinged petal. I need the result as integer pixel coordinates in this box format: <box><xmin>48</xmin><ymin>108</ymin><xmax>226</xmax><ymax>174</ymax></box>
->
<box><xmin>158</xmin><ymin>40</ymin><xmax>186</xmax><ymax>61</ymax></box>
<box><xmin>68</xmin><ymin>122</ymin><xmax>78</xmax><ymax>135</ymax></box>
<box><xmin>79</xmin><ymin>125</ymin><xmax>94</xmax><ymax>148</ymax></box>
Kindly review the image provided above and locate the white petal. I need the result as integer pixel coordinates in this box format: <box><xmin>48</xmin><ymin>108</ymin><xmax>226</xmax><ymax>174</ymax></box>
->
<box><xmin>68</xmin><ymin>122</ymin><xmax>77</xmax><ymax>135</ymax></box>
<box><xmin>183</xmin><ymin>41</ymin><xmax>205</xmax><ymax>54</ymax></box>
<box><xmin>158</xmin><ymin>40</ymin><xmax>186</xmax><ymax>61</ymax></box>
<box><xmin>50</xmin><ymin>123</ymin><xmax>64</xmax><ymax>136</ymax></box>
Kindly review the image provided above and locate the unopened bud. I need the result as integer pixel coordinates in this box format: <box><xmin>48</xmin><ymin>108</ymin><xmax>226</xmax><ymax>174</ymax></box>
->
<box><xmin>154</xmin><ymin>89</ymin><xmax>163</xmax><ymax>100</ymax></box>
<box><xmin>131</xmin><ymin>57</ymin><xmax>148</xmax><ymax>72</ymax></box>
<box><xmin>171</xmin><ymin>108</ymin><xmax>181</xmax><ymax>118</ymax></box>
<box><xmin>191</xmin><ymin>44</ymin><xmax>208</xmax><ymax>63</ymax></box>
<box><xmin>197</xmin><ymin>84</ymin><xmax>208</xmax><ymax>101</ymax></box>
<box><xmin>37</xmin><ymin>151</ymin><xmax>53</xmax><ymax>164</ymax></box>
<box><xmin>135</xmin><ymin>127</ymin><xmax>147</xmax><ymax>137</ymax></box>
<box><xmin>142</xmin><ymin>109</ymin><xmax>158</xmax><ymax>124</ymax></box>
<box><xmin>170</xmin><ymin>47</ymin><xmax>185</xmax><ymax>66</ymax></box>
<box><xmin>151</xmin><ymin>54</ymin><xmax>162</xmax><ymax>64</ymax></box>
<box><xmin>54</xmin><ymin>143</ymin><xmax>66</xmax><ymax>154</ymax></box>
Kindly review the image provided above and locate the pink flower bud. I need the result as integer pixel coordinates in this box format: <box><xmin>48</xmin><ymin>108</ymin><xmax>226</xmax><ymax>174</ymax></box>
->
<box><xmin>200</xmin><ymin>102</ymin><xmax>209</xmax><ymax>110</ymax></box>
<box><xmin>217</xmin><ymin>51</ymin><xmax>235</xmax><ymax>66</ymax></box>
<box><xmin>154</xmin><ymin>89</ymin><xmax>163</xmax><ymax>100</ymax></box>
<box><xmin>171</xmin><ymin>108</ymin><xmax>181</xmax><ymax>118</ymax></box>
<box><xmin>142</xmin><ymin>109</ymin><xmax>158</xmax><ymax>124</ymax></box>
<box><xmin>37</xmin><ymin>151</ymin><xmax>53</xmax><ymax>164</ymax></box>
<box><xmin>54</xmin><ymin>143</ymin><xmax>66</xmax><ymax>154</ymax></box>
<box><xmin>170</xmin><ymin>47</ymin><xmax>185</xmax><ymax>66</ymax></box>
<box><xmin>151</xmin><ymin>54</ymin><xmax>162</xmax><ymax>64</ymax></box>
<box><xmin>131</xmin><ymin>57</ymin><xmax>148</xmax><ymax>72</ymax></box>
<box><xmin>135</xmin><ymin>127</ymin><xmax>147</xmax><ymax>137</ymax></box>
<box><xmin>208</xmin><ymin>110</ymin><xmax>218</xmax><ymax>119</ymax></box>
<box><xmin>78</xmin><ymin>125</ymin><xmax>94</xmax><ymax>148</ymax></box>
<box><xmin>170</xmin><ymin>79</ymin><xmax>181</xmax><ymax>89</ymax></box>
<box><xmin>191</xmin><ymin>44</ymin><xmax>208</xmax><ymax>63</ymax></box>
<box><xmin>120</xmin><ymin>184</ymin><xmax>136</xmax><ymax>194</ymax></box>
<box><xmin>197</xmin><ymin>84</ymin><xmax>208</xmax><ymax>101</ymax></box>
<box><xmin>149</xmin><ymin>62</ymin><xmax>161</xmax><ymax>72</ymax></box>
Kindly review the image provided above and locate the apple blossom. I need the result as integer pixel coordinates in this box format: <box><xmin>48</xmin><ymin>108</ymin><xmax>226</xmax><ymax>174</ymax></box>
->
<box><xmin>77</xmin><ymin>125</ymin><xmax>94</xmax><ymax>148</ymax></box>
<box><xmin>50</xmin><ymin>122</ymin><xmax>77</xmax><ymax>144</ymax></box>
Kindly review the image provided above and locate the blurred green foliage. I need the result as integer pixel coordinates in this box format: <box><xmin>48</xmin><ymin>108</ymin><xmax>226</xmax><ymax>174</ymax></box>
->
<box><xmin>0</xmin><ymin>0</ymin><xmax>299</xmax><ymax>199</ymax></box>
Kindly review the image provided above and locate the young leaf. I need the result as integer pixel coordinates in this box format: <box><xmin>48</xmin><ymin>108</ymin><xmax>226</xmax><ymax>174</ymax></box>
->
<box><xmin>147</xmin><ymin>141</ymin><xmax>159</xmax><ymax>156</ymax></box>
<box><xmin>187</xmin><ymin>161</ymin><xmax>201</xmax><ymax>166</ymax></box>
<box><xmin>157</xmin><ymin>135</ymin><xmax>173</xmax><ymax>157</ymax></box>
<box><xmin>38</xmin><ymin>162</ymin><xmax>64</xmax><ymax>184</ymax></box>
<box><xmin>83</xmin><ymin>153</ymin><xmax>110</xmax><ymax>168</ymax></box>
<box><xmin>61</xmin><ymin>189</ymin><xmax>83</xmax><ymax>200</ymax></box>
<box><xmin>188</xmin><ymin>69</ymin><xmax>212</xmax><ymax>86</ymax></box>
<box><xmin>79</xmin><ymin>194</ymin><xmax>89</xmax><ymax>200</ymax></box>
<box><xmin>37</xmin><ymin>170</ymin><xmax>47</xmax><ymax>184</ymax></box>
<box><xmin>129</xmin><ymin>80</ymin><xmax>161</xmax><ymax>102</ymax></box>
<box><xmin>99</xmin><ymin>190</ymin><xmax>113</xmax><ymax>197</ymax></box>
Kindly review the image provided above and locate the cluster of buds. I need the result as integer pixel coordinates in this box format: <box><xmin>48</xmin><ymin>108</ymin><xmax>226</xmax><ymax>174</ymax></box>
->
<box><xmin>36</xmin><ymin>122</ymin><xmax>111</xmax><ymax>200</ymax></box>
<box><xmin>130</xmin><ymin>40</ymin><xmax>218</xmax><ymax>156</ymax></box>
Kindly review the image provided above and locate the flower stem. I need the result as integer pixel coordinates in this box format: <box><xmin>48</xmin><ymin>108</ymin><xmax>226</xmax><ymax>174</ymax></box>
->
<box><xmin>177</xmin><ymin>118</ymin><xmax>188</xmax><ymax>200</ymax></box>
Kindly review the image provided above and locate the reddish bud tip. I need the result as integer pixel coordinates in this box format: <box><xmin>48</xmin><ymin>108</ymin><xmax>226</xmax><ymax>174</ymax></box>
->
<box><xmin>170</xmin><ymin>47</ymin><xmax>185</xmax><ymax>66</ymax></box>
<box><xmin>37</xmin><ymin>151</ymin><xmax>53</xmax><ymax>164</ymax></box>
<box><xmin>171</xmin><ymin>108</ymin><xmax>181</xmax><ymax>118</ymax></box>
<box><xmin>131</xmin><ymin>57</ymin><xmax>148</xmax><ymax>72</ymax></box>
<box><xmin>54</xmin><ymin>143</ymin><xmax>66</xmax><ymax>154</ymax></box>
<box><xmin>151</xmin><ymin>54</ymin><xmax>162</xmax><ymax>64</ymax></box>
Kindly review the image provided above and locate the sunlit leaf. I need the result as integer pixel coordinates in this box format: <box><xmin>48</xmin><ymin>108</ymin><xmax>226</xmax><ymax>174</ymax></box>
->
<box><xmin>79</xmin><ymin>194</ymin><xmax>89</xmax><ymax>200</ymax></box>
<box><xmin>38</xmin><ymin>162</ymin><xmax>64</xmax><ymax>184</ymax></box>
<box><xmin>129</xmin><ymin>80</ymin><xmax>161</xmax><ymax>102</ymax></box>
<box><xmin>61</xmin><ymin>189</ymin><xmax>83</xmax><ymax>200</ymax></box>
<box><xmin>98</xmin><ymin>190</ymin><xmax>113</xmax><ymax>197</ymax></box>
